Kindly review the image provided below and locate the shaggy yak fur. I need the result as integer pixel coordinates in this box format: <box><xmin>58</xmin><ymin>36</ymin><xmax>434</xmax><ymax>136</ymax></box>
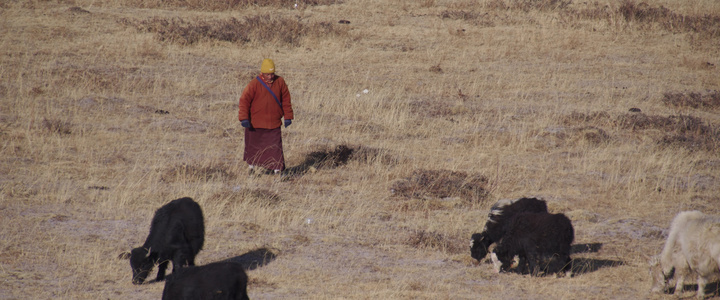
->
<box><xmin>130</xmin><ymin>197</ymin><xmax>205</xmax><ymax>284</ymax></box>
<box><xmin>649</xmin><ymin>210</ymin><xmax>720</xmax><ymax>299</ymax></box>
<box><xmin>470</xmin><ymin>197</ymin><xmax>548</xmax><ymax>262</ymax></box>
<box><xmin>162</xmin><ymin>261</ymin><xmax>250</xmax><ymax>300</ymax></box>
<box><xmin>490</xmin><ymin>212</ymin><xmax>574</xmax><ymax>276</ymax></box>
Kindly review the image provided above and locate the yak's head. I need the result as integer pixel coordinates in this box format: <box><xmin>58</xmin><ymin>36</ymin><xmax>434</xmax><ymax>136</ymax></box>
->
<box><xmin>130</xmin><ymin>247</ymin><xmax>155</xmax><ymax>285</ymax></box>
<box><xmin>470</xmin><ymin>233</ymin><xmax>490</xmax><ymax>262</ymax></box>
<box><xmin>648</xmin><ymin>255</ymin><xmax>674</xmax><ymax>293</ymax></box>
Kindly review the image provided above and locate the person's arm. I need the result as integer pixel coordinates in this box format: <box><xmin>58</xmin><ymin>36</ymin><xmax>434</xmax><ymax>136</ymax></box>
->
<box><xmin>238</xmin><ymin>80</ymin><xmax>256</xmax><ymax>122</ymax></box>
<box><xmin>279</xmin><ymin>78</ymin><xmax>294</xmax><ymax>121</ymax></box>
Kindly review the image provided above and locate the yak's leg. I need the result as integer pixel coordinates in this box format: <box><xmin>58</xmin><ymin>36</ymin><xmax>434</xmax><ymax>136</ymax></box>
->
<box><xmin>673</xmin><ymin>272</ymin><xmax>685</xmax><ymax>295</ymax></box>
<box><xmin>695</xmin><ymin>275</ymin><xmax>707</xmax><ymax>299</ymax></box>
<box><xmin>525</xmin><ymin>251</ymin><xmax>540</xmax><ymax>276</ymax></box>
<box><xmin>156</xmin><ymin>259</ymin><xmax>169</xmax><ymax>281</ymax></box>
<box><xmin>490</xmin><ymin>252</ymin><xmax>502</xmax><ymax>273</ymax></box>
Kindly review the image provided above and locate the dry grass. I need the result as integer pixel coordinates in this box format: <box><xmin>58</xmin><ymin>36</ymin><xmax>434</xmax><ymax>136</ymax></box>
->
<box><xmin>1</xmin><ymin>0</ymin><xmax>719</xmax><ymax>299</ymax></box>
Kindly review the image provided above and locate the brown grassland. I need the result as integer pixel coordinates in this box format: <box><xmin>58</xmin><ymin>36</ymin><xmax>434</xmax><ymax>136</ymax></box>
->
<box><xmin>1</xmin><ymin>0</ymin><xmax>719</xmax><ymax>299</ymax></box>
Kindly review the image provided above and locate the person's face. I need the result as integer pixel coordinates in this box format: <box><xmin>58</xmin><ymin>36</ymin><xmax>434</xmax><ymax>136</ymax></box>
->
<box><xmin>260</xmin><ymin>73</ymin><xmax>274</xmax><ymax>82</ymax></box>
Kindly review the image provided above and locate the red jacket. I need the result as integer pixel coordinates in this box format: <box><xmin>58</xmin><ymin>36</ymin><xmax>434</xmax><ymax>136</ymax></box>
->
<box><xmin>238</xmin><ymin>75</ymin><xmax>294</xmax><ymax>129</ymax></box>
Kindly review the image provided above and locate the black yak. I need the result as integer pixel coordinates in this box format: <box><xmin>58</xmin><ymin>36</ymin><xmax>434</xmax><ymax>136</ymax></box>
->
<box><xmin>130</xmin><ymin>197</ymin><xmax>205</xmax><ymax>284</ymax></box>
<box><xmin>470</xmin><ymin>197</ymin><xmax>548</xmax><ymax>262</ymax></box>
<box><xmin>649</xmin><ymin>210</ymin><xmax>720</xmax><ymax>298</ymax></box>
<box><xmin>490</xmin><ymin>212</ymin><xmax>574</xmax><ymax>276</ymax></box>
<box><xmin>162</xmin><ymin>261</ymin><xmax>250</xmax><ymax>300</ymax></box>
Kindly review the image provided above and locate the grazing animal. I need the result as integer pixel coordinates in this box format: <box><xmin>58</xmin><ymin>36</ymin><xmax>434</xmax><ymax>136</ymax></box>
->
<box><xmin>130</xmin><ymin>197</ymin><xmax>205</xmax><ymax>284</ymax></box>
<box><xmin>490</xmin><ymin>212</ymin><xmax>574</xmax><ymax>276</ymax></box>
<box><xmin>162</xmin><ymin>261</ymin><xmax>250</xmax><ymax>300</ymax></box>
<box><xmin>649</xmin><ymin>210</ymin><xmax>720</xmax><ymax>299</ymax></box>
<box><xmin>470</xmin><ymin>197</ymin><xmax>548</xmax><ymax>262</ymax></box>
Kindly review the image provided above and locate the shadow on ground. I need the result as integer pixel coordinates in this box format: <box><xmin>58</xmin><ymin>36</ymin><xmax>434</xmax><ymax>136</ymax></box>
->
<box><xmin>569</xmin><ymin>242</ymin><xmax>624</xmax><ymax>275</ymax></box>
<box><xmin>665</xmin><ymin>281</ymin><xmax>720</xmax><ymax>297</ymax></box>
<box><xmin>280</xmin><ymin>144</ymin><xmax>396</xmax><ymax>180</ymax></box>
<box><xmin>223</xmin><ymin>247</ymin><xmax>278</xmax><ymax>271</ymax></box>
<box><xmin>570</xmin><ymin>257</ymin><xmax>624</xmax><ymax>275</ymax></box>
<box><xmin>571</xmin><ymin>242</ymin><xmax>603</xmax><ymax>254</ymax></box>
<box><xmin>284</xmin><ymin>145</ymin><xmax>354</xmax><ymax>176</ymax></box>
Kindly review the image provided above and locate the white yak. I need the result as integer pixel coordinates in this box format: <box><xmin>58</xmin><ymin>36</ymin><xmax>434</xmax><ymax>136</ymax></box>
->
<box><xmin>649</xmin><ymin>210</ymin><xmax>720</xmax><ymax>299</ymax></box>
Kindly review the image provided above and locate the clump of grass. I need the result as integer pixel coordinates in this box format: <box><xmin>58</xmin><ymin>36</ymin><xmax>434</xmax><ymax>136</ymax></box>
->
<box><xmin>563</xmin><ymin>111</ymin><xmax>718</xmax><ymax>151</ymax></box>
<box><xmin>658</xmin><ymin>133</ymin><xmax>719</xmax><ymax>152</ymax></box>
<box><xmin>662</xmin><ymin>90</ymin><xmax>720</xmax><ymax>111</ymax></box>
<box><xmin>574</xmin><ymin>126</ymin><xmax>611</xmax><ymax>145</ymax></box>
<box><xmin>123</xmin><ymin>0</ymin><xmax>342</xmax><ymax>10</ymax></box>
<box><xmin>41</xmin><ymin>118</ymin><xmax>72</xmax><ymax>135</ymax></box>
<box><xmin>121</xmin><ymin>15</ymin><xmax>347</xmax><ymax>46</ymax></box>
<box><xmin>406</xmin><ymin>229</ymin><xmax>465</xmax><ymax>254</ymax></box>
<box><xmin>160</xmin><ymin>163</ymin><xmax>237</xmax><ymax>182</ymax></box>
<box><xmin>210</xmin><ymin>188</ymin><xmax>282</xmax><ymax>206</ymax></box>
<box><xmin>485</xmin><ymin>0</ymin><xmax>571</xmax><ymax>12</ymax></box>
<box><xmin>615</xmin><ymin>113</ymin><xmax>705</xmax><ymax>133</ymax></box>
<box><xmin>440</xmin><ymin>10</ymin><xmax>480</xmax><ymax>21</ymax></box>
<box><xmin>439</xmin><ymin>10</ymin><xmax>495</xmax><ymax>27</ymax></box>
<box><xmin>618</xmin><ymin>0</ymin><xmax>720</xmax><ymax>37</ymax></box>
<box><xmin>390</xmin><ymin>169</ymin><xmax>489</xmax><ymax>204</ymax></box>
<box><xmin>562</xmin><ymin>111</ymin><xmax>612</xmax><ymax>127</ymax></box>
<box><xmin>616</xmin><ymin>113</ymin><xmax>719</xmax><ymax>152</ymax></box>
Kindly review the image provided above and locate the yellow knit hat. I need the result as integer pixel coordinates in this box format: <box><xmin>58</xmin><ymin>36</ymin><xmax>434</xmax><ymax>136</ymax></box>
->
<box><xmin>260</xmin><ymin>59</ymin><xmax>275</xmax><ymax>74</ymax></box>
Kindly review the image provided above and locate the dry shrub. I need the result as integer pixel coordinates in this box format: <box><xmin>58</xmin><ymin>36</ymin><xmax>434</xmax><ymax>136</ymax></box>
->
<box><xmin>535</xmin><ymin>125</ymin><xmax>610</xmax><ymax>149</ymax></box>
<box><xmin>440</xmin><ymin>10</ymin><xmax>481</xmax><ymax>21</ymax></box>
<box><xmin>122</xmin><ymin>0</ymin><xmax>341</xmax><ymax>10</ymax></box>
<box><xmin>485</xmin><ymin>0</ymin><xmax>570</xmax><ymax>12</ymax></box>
<box><xmin>210</xmin><ymin>188</ymin><xmax>282</xmax><ymax>206</ymax></box>
<box><xmin>662</xmin><ymin>90</ymin><xmax>720</xmax><ymax>111</ymax></box>
<box><xmin>616</xmin><ymin>113</ymin><xmax>719</xmax><ymax>152</ymax></box>
<box><xmin>68</xmin><ymin>7</ymin><xmax>90</xmax><ymax>14</ymax></box>
<box><xmin>41</xmin><ymin>118</ymin><xmax>72</xmax><ymax>135</ymax></box>
<box><xmin>562</xmin><ymin>111</ymin><xmax>612</xmax><ymax>126</ymax></box>
<box><xmin>396</xmin><ymin>198</ymin><xmax>454</xmax><ymax>212</ymax></box>
<box><xmin>615</xmin><ymin>113</ymin><xmax>704</xmax><ymax>132</ymax></box>
<box><xmin>554</xmin><ymin>0</ymin><xmax>720</xmax><ymax>39</ymax></box>
<box><xmin>619</xmin><ymin>0</ymin><xmax>720</xmax><ymax>38</ymax></box>
<box><xmin>160</xmin><ymin>163</ymin><xmax>237</xmax><ymax>182</ymax></box>
<box><xmin>512</xmin><ymin>0</ymin><xmax>571</xmax><ymax>11</ymax></box>
<box><xmin>658</xmin><ymin>133</ymin><xmax>719</xmax><ymax>152</ymax></box>
<box><xmin>615</xmin><ymin>113</ymin><xmax>675</xmax><ymax>131</ymax></box>
<box><xmin>565</xmin><ymin>111</ymin><xmax>718</xmax><ymax>151</ymax></box>
<box><xmin>121</xmin><ymin>15</ymin><xmax>347</xmax><ymax>46</ymax></box>
<box><xmin>390</xmin><ymin>169</ymin><xmax>489</xmax><ymax>204</ymax></box>
<box><xmin>574</xmin><ymin>126</ymin><xmax>611</xmax><ymax>145</ymax></box>
<box><xmin>571</xmin><ymin>2</ymin><xmax>613</xmax><ymax>21</ymax></box>
<box><xmin>406</xmin><ymin>229</ymin><xmax>466</xmax><ymax>254</ymax></box>
<box><xmin>429</xmin><ymin>64</ymin><xmax>443</xmax><ymax>74</ymax></box>
<box><xmin>351</xmin><ymin>146</ymin><xmax>400</xmax><ymax>166</ymax></box>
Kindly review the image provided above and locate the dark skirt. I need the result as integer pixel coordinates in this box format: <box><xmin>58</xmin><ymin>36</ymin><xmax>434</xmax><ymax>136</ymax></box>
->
<box><xmin>243</xmin><ymin>127</ymin><xmax>285</xmax><ymax>171</ymax></box>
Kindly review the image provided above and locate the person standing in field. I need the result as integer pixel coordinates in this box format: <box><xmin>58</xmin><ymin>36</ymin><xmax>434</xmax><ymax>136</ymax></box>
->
<box><xmin>238</xmin><ymin>58</ymin><xmax>294</xmax><ymax>176</ymax></box>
